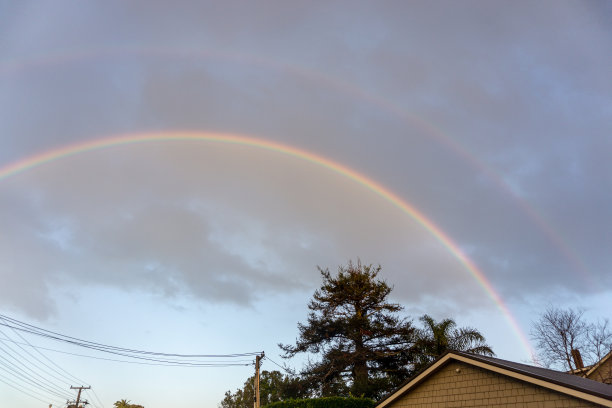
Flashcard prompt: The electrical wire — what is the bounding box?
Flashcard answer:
[0,356,71,400]
[0,344,73,399]
[0,330,75,393]
[0,336,252,367]
[0,372,66,406]
[86,388,106,408]
[263,355,296,375]
[0,320,84,384]
[0,315,260,367]
[0,317,105,408]
[0,331,80,407]
[0,312,259,407]
[0,317,98,407]
[0,314,261,358]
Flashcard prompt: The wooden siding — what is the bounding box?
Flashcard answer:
[388,361,606,408]
[587,356,612,385]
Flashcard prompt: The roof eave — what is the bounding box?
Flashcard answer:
[376,352,612,408]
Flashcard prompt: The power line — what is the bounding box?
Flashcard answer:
[0,318,103,408]
[0,346,73,399]
[0,314,260,358]
[69,385,90,408]
[0,312,259,407]
[0,336,252,366]
[0,358,71,401]
[263,355,295,375]
[0,317,86,384]
[86,388,106,408]
[0,326,251,365]
[0,314,260,367]
[2,318,105,408]
[0,329,75,391]
[0,317,97,407]
[0,372,65,406]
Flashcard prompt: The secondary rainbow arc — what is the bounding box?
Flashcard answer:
[0,131,537,359]
[0,47,593,286]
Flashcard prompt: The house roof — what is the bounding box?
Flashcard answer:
[377,351,612,408]
[568,365,593,375]
[586,350,612,378]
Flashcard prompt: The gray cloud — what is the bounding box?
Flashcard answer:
[0,1,610,320]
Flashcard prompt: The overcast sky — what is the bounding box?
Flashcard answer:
[0,2,611,407]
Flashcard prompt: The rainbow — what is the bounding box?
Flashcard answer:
[0,131,537,359]
[0,48,593,286]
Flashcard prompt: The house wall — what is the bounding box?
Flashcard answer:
[386,361,605,408]
[587,357,612,385]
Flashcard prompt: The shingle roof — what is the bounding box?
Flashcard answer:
[586,350,612,378]
[377,351,612,407]
[451,351,612,401]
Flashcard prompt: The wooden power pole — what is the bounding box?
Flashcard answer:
[254,352,264,408]
[70,385,90,408]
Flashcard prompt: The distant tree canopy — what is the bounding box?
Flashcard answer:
[220,370,308,408]
[113,399,144,408]
[264,396,375,408]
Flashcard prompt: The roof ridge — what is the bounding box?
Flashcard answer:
[451,351,612,400]
[376,351,612,408]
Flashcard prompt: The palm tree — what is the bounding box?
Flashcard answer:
[414,314,494,371]
[113,400,131,408]
[113,399,144,408]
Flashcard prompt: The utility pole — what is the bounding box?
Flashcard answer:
[70,385,90,408]
[254,352,264,408]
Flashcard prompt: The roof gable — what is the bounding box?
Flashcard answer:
[377,351,612,408]
[584,350,612,377]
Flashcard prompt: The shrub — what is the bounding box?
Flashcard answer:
[264,396,375,408]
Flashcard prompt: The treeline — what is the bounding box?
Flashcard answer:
[220,261,612,407]
[265,397,375,408]
[220,261,494,407]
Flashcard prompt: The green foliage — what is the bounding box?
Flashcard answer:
[264,396,375,408]
[221,261,496,407]
[279,261,416,399]
[220,370,309,408]
[413,314,494,372]
[113,400,144,408]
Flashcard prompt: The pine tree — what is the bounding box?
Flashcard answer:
[279,261,416,399]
